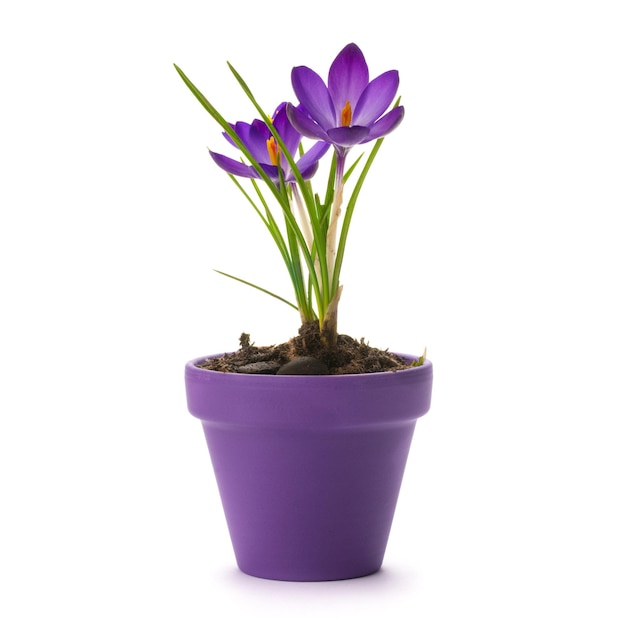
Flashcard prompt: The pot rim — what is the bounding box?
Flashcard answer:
[185,353,433,429]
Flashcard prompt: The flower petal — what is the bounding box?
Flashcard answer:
[209,151,258,178]
[286,103,331,142]
[328,43,369,116]
[250,118,268,137]
[361,106,404,142]
[291,65,336,130]
[256,162,280,181]
[295,141,331,174]
[272,104,301,156]
[234,121,268,163]
[352,70,400,126]
[297,161,320,180]
[222,124,238,148]
[327,125,371,148]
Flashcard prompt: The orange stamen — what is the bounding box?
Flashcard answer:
[341,101,352,126]
[266,136,279,166]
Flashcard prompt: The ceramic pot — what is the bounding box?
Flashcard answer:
[185,354,433,581]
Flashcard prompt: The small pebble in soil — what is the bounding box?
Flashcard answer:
[235,361,282,375]
[276,356,330,376]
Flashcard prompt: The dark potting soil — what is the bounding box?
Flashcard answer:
[194,322,417,375]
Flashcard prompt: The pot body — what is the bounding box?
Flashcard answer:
[185,354,433,581]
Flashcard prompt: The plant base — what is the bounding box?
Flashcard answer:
[195,323,413,375]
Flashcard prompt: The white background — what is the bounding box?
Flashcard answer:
[1,1,625,624]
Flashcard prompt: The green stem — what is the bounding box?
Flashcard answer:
[332,136,385,295]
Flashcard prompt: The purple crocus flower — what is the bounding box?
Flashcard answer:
[286,43,404,155]
[209,102,329,183]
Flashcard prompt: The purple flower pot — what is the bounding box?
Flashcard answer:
[185,354,433,581]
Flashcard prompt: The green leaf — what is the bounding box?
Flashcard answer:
[213,270,299,311]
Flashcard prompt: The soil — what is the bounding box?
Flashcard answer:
[194,322,417,375]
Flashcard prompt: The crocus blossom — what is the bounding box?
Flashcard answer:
[209,102,329,183]
[286,43,404,154]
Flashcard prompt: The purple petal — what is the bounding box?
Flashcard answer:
[295,141,331,173]
[223,124,238,148]
[256,162,280,181]
[286,103,331,142]
[327,125,371,148]
[352,70,400,126]
[297,161,320,180]
[361,106,404,142]
[328,43,369,116]
[209,151,258,178]
[272,104,301,155]
[234,121,268,163]
[291,65,336,130]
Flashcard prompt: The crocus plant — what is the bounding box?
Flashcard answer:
[174,43,404,349]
